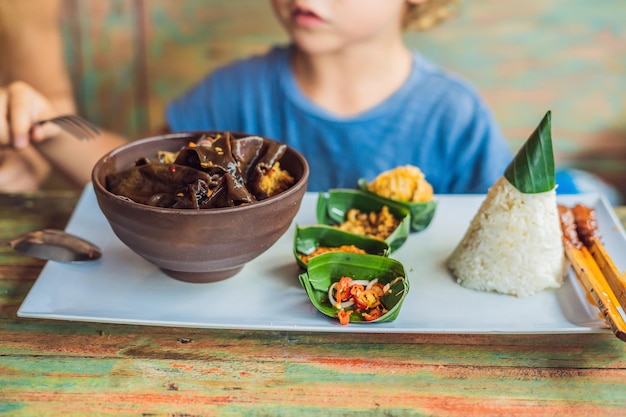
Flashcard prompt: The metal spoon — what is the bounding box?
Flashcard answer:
[10,229,102,263]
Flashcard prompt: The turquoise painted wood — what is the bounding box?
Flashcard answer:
[405,0,626,197]
[1,195,626,415]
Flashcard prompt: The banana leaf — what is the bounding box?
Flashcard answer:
[316,189,411,252]
[356,178,437,232]
[293,224,391,269]
[298,252,409,324]
[504,111,555,194]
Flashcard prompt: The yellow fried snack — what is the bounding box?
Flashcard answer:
[367,165,433,203]
[260,162,295,196]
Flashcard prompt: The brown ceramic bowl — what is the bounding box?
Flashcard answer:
[92,131,309,283]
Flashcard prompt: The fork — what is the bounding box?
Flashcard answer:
[32,115,102,141]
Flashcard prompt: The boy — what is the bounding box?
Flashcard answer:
[166,0,512,192]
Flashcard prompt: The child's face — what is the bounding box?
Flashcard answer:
[270,0,410,55]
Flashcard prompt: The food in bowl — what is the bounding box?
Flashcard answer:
[298,252,409,325]
[92,131,309,283]
[106,132,295,209]
[447,111,565,297]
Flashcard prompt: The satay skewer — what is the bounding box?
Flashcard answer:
[588,237,626,311]
[563,241,626,342]
[571,203,626,311]
[558,205,626,342]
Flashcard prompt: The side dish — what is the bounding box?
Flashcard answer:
[558,203,626,342]
[293,225,391,269]
[106,132,295,209]
[328,275,405,325]
[365,165,433,203]
[299,245,366,265]
[334,205,400,240]
[560,204,626,310]
[357,165,437,232]
[299,252,409,325]
[316,189,411,252]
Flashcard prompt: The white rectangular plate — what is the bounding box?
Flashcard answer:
[18,187,626,334]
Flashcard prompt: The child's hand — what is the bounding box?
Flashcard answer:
[0,81,63,150]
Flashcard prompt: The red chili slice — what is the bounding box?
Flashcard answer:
[337,308,352,325]
[335,276,353,302]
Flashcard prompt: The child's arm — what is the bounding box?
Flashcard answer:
[3,0,76,115]
[0,0,120,190]
[35,124,128,188]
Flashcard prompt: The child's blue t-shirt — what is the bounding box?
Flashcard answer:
[166,45,513,193]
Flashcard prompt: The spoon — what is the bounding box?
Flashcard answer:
[10,229,102,263]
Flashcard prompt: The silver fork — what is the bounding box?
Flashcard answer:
[32,115,102,141]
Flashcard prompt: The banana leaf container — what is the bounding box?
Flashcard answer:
[298,252,409,325]
[316,189,411,252]
[356,178,437,232]
[293,224,391,270]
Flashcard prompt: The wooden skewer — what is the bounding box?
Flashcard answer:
[563,240,626,342]
[588,236,626,311]
[568,203,626,313]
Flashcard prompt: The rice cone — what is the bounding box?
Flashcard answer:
[447,111,565,296]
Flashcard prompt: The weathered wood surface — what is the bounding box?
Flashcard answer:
[58,0,626,198]
[1,192,626,416]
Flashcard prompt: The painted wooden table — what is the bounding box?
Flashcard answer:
[1,191,626,417]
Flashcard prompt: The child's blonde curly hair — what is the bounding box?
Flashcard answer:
[403,0,461,31]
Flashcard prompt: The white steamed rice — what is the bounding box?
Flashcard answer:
[447,176,566,297]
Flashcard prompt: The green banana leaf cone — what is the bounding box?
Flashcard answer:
[504,110,556,194]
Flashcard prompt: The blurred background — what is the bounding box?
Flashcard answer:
[59,0,626,199]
